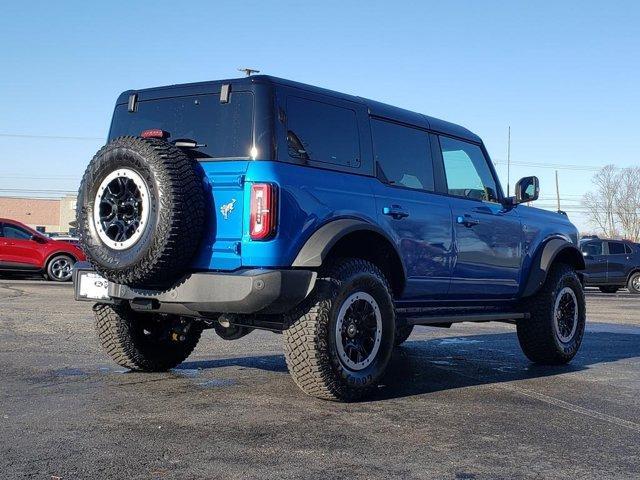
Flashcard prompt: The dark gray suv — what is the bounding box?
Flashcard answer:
[580,238,640,293]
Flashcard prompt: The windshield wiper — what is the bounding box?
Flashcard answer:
[172,138,206,149]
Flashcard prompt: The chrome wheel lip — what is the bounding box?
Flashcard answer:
[93,168,150,251]
[553,286,578,343]
[50,257,72,280]
[335,291,383,371]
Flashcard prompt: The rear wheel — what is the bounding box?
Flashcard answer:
[46,254,74,282]
[283,258,395,401]
[517,263,585,365]
[94,303,203,371]
[599,286,619,294]
[628,272,640,294]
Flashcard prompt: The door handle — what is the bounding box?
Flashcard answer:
[383,205,409,220]
[456,215,480,228]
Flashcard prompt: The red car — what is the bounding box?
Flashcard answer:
[0,218,86,282]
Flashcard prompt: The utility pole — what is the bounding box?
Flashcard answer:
[507,126,511,197]
[555,170,561,211]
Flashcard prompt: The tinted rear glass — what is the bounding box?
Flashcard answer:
[371,119,434,191]
[286,96,360,168]
[608,242,625,255]
[109,92,254,159]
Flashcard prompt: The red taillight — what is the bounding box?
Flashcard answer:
[250,183,277,240]
[140,128,166,139]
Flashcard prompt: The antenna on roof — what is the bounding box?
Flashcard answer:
[238,67,260,77]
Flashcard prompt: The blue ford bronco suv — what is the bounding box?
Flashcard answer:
[74,75,586,401]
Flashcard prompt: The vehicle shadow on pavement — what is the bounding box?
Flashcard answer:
[179,355,288,374]
[371,330,640,401]
[176,329,639,401]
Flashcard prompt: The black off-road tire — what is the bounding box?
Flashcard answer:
[516,263,585,365]
[628,272,640,294]
[599,286,619,294]
[94,303,203,371]
[394,324,414,346]
[77,136,206,287]
[283,258,396,401]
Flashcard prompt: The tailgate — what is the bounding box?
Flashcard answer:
[192,161,250,271]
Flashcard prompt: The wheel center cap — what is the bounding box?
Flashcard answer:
[346,323,357,338]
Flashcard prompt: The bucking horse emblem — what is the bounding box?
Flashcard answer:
[220,199,237,220]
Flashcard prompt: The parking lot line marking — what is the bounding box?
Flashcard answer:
[499,383,640,433]
[415,355,640,433]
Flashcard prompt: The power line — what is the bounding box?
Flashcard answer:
[0,188,76,194]
[492,160,601,172]
[0,175,79,180]
[0,133,104,141]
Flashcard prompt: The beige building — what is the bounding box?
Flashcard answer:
[0,195,77,233]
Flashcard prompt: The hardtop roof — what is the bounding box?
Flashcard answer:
[116,75,481,143]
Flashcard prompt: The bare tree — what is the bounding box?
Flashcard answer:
[585,165,640,241]
[613,167,640,242]
[584,165,619,238]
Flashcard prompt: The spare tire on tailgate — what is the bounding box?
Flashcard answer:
[77,136,206,288]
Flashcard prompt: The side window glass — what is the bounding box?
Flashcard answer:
[608,242,625,255]
[3,225,31,240]
[625,244,633,254]
[286,97,360,168]
[581,242,603,256]
[371,119,434,191]
[440,136,499,202]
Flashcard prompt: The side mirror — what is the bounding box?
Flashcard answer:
[31,235,47,243]
[514,176,539,204]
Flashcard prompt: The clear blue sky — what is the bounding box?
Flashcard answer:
[1,0,639,231]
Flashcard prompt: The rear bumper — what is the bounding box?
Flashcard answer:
[73,262,317,316]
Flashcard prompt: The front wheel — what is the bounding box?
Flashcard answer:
[46,254,75,282]
[517,264,585,365]
[94,303,203,371]
[283,258,395,401]
[628,272,640,294]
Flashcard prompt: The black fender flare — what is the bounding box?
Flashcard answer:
[291,218,406,273]
[521,238,585,298]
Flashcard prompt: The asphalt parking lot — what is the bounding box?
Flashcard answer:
[1,279,639,479]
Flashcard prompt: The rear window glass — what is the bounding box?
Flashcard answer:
[109,92,254,160]
[286,96,360,168]
[608,242,626,255]
[371,119,434,191]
